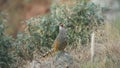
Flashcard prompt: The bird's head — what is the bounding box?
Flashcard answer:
[59,23,64,30]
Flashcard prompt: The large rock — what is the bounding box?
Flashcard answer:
[92,0,120,22]
[92,0,119,9]
[30,51,74,68]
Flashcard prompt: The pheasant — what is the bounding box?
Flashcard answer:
[40,23,67,58]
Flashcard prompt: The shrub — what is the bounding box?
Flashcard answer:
[0,13,16,68]
[25,0,103,48]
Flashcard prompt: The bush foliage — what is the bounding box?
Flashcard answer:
[26,0,103,47]
[0,15,16,68]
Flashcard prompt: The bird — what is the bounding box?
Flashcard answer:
[40,23,67,58]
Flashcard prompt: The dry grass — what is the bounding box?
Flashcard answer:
[61,22,120,68]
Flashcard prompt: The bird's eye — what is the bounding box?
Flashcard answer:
[59,23,64,27]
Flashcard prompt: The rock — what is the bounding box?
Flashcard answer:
[30,51,74,68]
[53,51,73,68]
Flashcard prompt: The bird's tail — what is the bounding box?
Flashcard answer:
[40,48,54,58]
